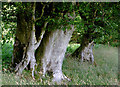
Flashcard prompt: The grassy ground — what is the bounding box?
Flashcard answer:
[63,44,118,85]
[1,43,118,85]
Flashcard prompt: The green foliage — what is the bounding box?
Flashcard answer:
[2,43,13,71]
[2,2,17,45]
[1,21,16,45]
[2,2,17,22]
[66,44,80,54]
[2,2,119,46]
[72,2,119,47]
[1,2,119,85]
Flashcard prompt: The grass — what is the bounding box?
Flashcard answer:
[2,43,13,70]
[63,44,118,85]
[1,43,118,85]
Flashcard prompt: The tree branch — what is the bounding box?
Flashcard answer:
[31,2,36,22]
[34,21,48,49]
[35,4,46,22]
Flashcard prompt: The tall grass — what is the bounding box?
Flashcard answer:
[2,43,13,71]
[2,43,118,85]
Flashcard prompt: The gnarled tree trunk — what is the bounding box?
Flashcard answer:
[36,25,74,83]
[72,34,89,58]
[12,8,31,69]
[12,2,75,83]
[72,35,94,64]
[12,3,47,79]
[81,41,94,63]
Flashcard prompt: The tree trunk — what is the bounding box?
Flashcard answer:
[12,2,75,82]
[36,25,74,83]
[12,9,31,68]
[72,34,89,58]
[72,34,94,63]
[81,41,94,63]
[12,37,25,68]
[12,3,47,79]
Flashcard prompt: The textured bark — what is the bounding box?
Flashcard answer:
[72,36,94,63]
[36,25,74,83]
[12,37,25,68]
[15,21,47,79]
[12,8,31,68]
[81,41,94,63]
[72,35,89,58]
[13,2,75,82]
[13,3,48,79]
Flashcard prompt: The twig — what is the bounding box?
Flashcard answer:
[35,5,46,22]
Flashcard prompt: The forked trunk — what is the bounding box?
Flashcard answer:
[14,21,47,79]
[13,2,75,83]
[12,3,47,79]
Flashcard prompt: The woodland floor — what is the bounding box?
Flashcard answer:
[1,43,118,85]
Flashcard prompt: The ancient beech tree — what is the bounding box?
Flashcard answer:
[12,2,75,82]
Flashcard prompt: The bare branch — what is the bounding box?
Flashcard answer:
[35,5,46,22]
